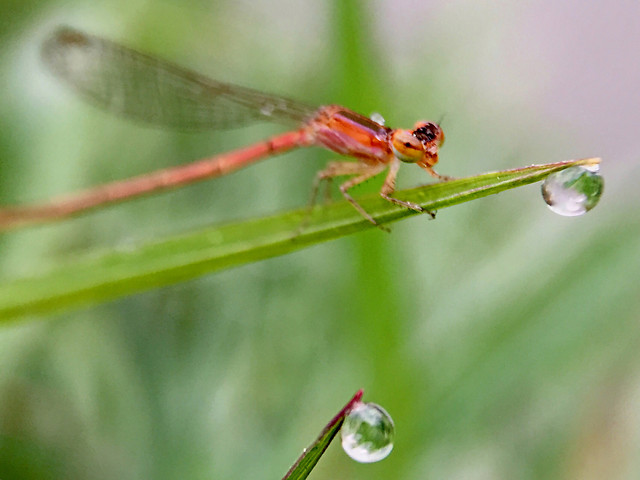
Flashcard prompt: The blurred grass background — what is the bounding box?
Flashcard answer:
[1,0,639,479]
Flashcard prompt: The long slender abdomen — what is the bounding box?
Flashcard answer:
[0,129,310,231]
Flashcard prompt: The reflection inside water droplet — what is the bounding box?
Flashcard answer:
[541,165,604,216]
[341,402,394,463]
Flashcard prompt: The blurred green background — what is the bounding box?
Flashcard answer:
[1,0,639,479]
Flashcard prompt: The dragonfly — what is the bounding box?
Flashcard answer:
[0,26,449,232]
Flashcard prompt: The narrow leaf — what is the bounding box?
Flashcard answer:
[0,158,600,322]
[282,390,363,480]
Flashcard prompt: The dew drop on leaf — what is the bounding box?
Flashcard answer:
[341,402,394,463]
[541,165,604,216]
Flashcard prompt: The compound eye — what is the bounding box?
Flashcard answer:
[413,122,445,146]
[391,130,424,163]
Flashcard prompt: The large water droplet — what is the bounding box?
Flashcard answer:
[541,165,604,216]
[341,402,394,463]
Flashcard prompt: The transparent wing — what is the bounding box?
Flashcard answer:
[41,26,318,130]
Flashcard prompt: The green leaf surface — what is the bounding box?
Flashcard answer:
[0,157,600,322]
[282,390,363,480]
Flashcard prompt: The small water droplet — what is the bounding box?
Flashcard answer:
[341,402,394,463]
[260,103,275,116]
[541,165,604,216]
[370,112,385,125]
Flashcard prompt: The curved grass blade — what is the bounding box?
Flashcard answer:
[282,390,363,480]
[0,157,600,322]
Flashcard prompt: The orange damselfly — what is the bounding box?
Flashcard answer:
[0,26,448,232]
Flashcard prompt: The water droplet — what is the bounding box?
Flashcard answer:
[541,165,604,216]
[370,112,386,125]
[260,103,275,116]
[341,402,394,463]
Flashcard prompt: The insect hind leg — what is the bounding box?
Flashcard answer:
[304,161,387,230]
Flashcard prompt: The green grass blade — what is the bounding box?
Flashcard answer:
[282,390,363,480]
[0,157,600,322]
